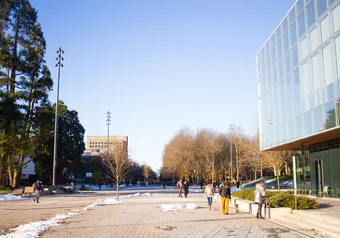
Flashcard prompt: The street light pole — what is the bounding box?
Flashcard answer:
[229,124,233,181]
[52,47,64,185]
[52,47,64,186]
[105,111,111,185]
[106,111,111,150]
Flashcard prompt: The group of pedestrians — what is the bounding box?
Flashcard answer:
[203,181,231,214]
[202,181,266,218]
[176,179,190,198]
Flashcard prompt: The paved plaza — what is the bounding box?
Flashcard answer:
[0,189,331,238]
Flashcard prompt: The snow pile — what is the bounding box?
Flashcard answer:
[1,211,78,238]
[0,194,27,201]
[160,203,199,212]
[186,203,199,209]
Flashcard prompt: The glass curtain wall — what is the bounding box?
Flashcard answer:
[257,0,340,150]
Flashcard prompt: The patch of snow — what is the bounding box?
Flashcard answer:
[0,194,27,201]
[160,203,199,212]
[0,192,157,238]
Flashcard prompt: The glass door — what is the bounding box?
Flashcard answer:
[315,160,324,196]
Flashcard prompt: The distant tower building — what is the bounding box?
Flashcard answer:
[84,136,128,157]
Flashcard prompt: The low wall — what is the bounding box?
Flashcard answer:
[231,196,292,219]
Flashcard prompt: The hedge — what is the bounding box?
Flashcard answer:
[232,189,318,210]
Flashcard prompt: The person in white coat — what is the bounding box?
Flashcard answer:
[254,183,266,219]
[204,182,214,210]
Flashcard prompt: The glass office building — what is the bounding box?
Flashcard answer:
[257,0,340,198]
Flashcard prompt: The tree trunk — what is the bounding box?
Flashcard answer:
[273,164,277,176]
[7,165,13,188]
[285,161,288,175]
[0,173,6,189]
[12,171,18,188]
[116,175,120,200]
[8,166,20,188]
[10,7,20,96]
[116,182,119,200]
[260,156,263,178]
[236,154,238,181]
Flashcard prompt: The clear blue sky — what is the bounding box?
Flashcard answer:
[30,0,296,172]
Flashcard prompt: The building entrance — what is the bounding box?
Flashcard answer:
[315,160,324,196]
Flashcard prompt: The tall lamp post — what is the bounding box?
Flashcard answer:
[105,111,111,184]
[52,47,64,186]
[229,124,233,181]
[106,111,111,150]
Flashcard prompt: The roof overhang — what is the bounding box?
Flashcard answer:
[262,127,340,151]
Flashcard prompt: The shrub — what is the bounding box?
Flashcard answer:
[232,189,318,210]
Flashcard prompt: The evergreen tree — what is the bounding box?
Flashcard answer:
[54,101,85,184]
[0,0,52,188]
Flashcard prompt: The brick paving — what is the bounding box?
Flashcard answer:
[0,190,330,238]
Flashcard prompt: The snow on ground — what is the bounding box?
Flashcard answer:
[0,194,28,201]
[0,192,158,238]
[0,180,293,237]
[160,203,199,212]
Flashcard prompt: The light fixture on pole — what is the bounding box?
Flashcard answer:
[52,47,64,186]
[229,124,233,181]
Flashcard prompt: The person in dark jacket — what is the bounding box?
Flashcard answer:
[32,180,43,203]
[183,180,189,198]
[219,182,231,215]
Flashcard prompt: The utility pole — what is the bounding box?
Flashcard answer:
[52,47,64,186]
[229,124,233,181]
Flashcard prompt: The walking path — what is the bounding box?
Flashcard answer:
[0,189,335,238]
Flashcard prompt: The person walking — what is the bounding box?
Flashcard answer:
[219,182,231,215]
[254,182,266,219]
[32,180,43,203]
[176,180,183,197]
[71,181,75,193]
[204,182,214,210]
[183,180,189,198]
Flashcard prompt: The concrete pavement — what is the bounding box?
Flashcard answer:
[0,189,333,238]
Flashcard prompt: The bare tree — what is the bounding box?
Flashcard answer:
[161,127,194,180]
[102,149,130,199]
[143,164,151,182]
[246,131,266,180]
[232,125,247,182]
[160,126,292,186]
[192,129,210,181]
[265,151,286,191]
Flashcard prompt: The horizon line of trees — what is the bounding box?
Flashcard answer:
[160,126,292,187]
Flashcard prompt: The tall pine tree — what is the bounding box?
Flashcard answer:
[0,0,52,188]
